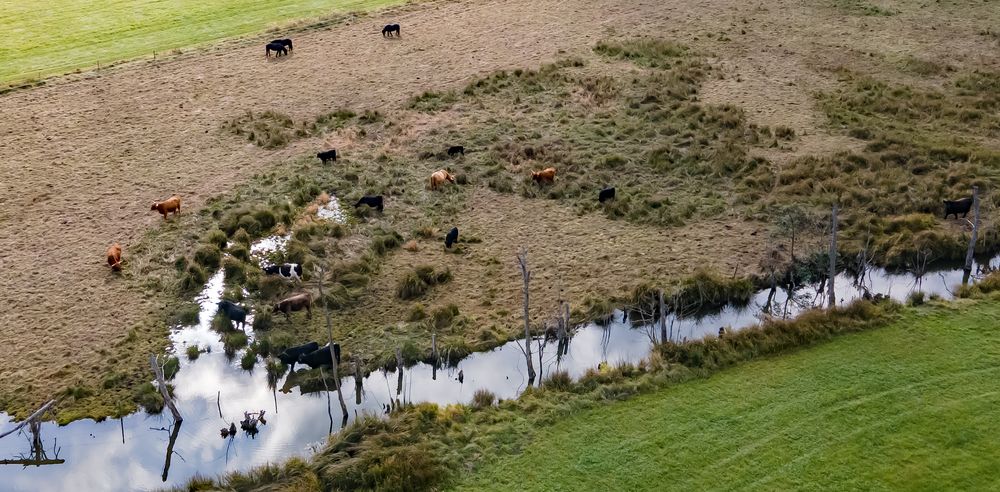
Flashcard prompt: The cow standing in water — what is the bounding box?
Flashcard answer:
[217,300,247,330]
[298,343,342,368]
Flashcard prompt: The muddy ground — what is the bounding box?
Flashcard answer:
[1,0,997,418]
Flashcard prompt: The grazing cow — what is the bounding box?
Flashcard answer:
[298,343,342,368]
[445,227,459,248]
[274,293,312,321]
[265,42,288,57]
[598,187,616,203]
[151,195,181,219]
[277,341,320,368]
[531,167,557,184]
[354,195,384,213]
[106,243,122,272]
[429,169,456,190]
[447,145,465,156]
[317,149,337,163]
[217,300,247,330]
[944,197,973,219]
[269,38,293,51]
[382,24,401,37]
[263,263,302,281]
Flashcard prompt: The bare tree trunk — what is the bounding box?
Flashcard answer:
[0,400,56,440]
[828,203,838,308]
[516,248,536,384]
[160,420,182,482]
[963,186,981,284]
[316,264,348,422]
[150,356,182,423]
[658,289,668,344]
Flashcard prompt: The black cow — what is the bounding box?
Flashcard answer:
[598,187,616,203]
[265,42,288,57]
[447,145,465,156]
[269,38,293,51]
[317,149,337,163]
[263,263,302,281]
[382,24,400,37]
[298,343,342,368]
[217,300,247,330]
[944,197,973,219]
[277,341,319,368]
[354,195,384,213]
[445,227,459,248]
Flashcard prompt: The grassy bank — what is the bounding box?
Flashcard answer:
[459,299,1000,490]
[0,0,407,86]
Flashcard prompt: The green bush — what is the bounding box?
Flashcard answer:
[204,229,228,249]
[397,265,452,300]
[193,244,222,270]
[471,389,497,409]
[186,345,201,361]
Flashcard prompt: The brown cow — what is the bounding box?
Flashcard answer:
[151,195,181,219]
[531,167,557,184]
[274,293,312,321]
[428,169,456,190]
[106,243,122,272]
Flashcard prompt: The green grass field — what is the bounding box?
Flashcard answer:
[458,301,1000,490]
[0,0,404,85]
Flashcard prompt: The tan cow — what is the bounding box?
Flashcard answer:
[106,243,122,271]
[151,195,181,219]
[428,169,456,190]
[531,167,557,184]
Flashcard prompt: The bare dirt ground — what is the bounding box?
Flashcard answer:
[1,0,997,417]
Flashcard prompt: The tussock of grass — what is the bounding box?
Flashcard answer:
[397,265,452,300]
[222,110,310,149]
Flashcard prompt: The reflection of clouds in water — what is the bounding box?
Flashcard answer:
[3,254,997,490]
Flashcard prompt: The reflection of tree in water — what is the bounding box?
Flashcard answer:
[0,421,64,467]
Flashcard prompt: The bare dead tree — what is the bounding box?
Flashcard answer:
[150,355,182,423]
[0,400,56,441]
[963,185,981,284]
[516,247,536,384]
[316,264,348,425]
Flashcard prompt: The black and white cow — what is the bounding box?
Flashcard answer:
[263,263,302,281]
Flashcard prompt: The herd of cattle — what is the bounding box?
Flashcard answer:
[99,31,980,375]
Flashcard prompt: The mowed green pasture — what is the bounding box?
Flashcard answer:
[458,301,1000,491]
[0,0,404,84]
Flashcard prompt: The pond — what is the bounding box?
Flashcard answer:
[1,200,996,490]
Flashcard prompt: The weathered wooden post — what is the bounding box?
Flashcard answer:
[963,186,981,284]
[395,348,404,397]
[828,203,838,308]
[431,332,439,381]
[516,248,536,385]
[658,289,668,344]
[161,420,182,482]
[354,357,363,405]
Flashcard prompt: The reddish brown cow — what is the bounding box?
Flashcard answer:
[106,243,122,271]
[531,167,557,184]
[151,195,181,219]
[428,169,456,190]
[274,293,312,321]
